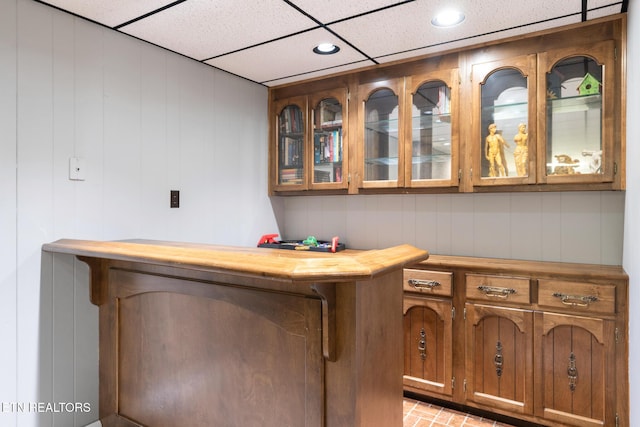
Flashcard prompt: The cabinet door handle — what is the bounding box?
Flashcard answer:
[418,328,427,360]
[494,341,503,377]
[477,285,516,298]
[567,352,578,391]
[552,292,599,307]
[409,279,441,291]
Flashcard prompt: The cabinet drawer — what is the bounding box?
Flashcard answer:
[538,279,615,314]
[403,269,452,297]
[466,273,530,304]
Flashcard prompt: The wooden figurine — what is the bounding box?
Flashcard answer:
[485,123,509,177]
[513,123,528,177]
[552,154,580,175]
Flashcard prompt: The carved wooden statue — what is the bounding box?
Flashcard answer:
[513,123,528,177]
[485,123,509,177]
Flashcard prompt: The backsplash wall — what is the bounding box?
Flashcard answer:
[281,191,625,265]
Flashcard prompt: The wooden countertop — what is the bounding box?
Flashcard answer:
[413,254,627,280]
[42,239,429,282]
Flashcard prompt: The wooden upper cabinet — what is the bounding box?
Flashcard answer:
[268,16,625,195]
[405,69,460,188]
[537,41,616,185]
[470,54,537,188]
[357,78,406,189]
[271,89,349,193]
[309,89,349,190]
[272,96,308,192]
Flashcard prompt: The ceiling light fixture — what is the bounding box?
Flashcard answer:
[431,9,465,27]
[313,43,340,55]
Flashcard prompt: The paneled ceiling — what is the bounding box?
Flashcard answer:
[37,0,627,87]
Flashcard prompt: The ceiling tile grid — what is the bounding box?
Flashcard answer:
[37,0,626,86]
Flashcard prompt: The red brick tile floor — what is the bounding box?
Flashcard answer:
[403,397,520,427]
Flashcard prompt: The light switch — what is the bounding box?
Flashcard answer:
[69,157,86,181]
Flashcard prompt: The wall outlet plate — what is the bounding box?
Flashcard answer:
[69,157,86,181]
[170,190,180,208]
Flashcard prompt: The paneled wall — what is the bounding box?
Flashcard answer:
[0,1,277,426]
[624,2,639,426]
[282,191,625,265]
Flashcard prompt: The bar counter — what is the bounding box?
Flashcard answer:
[42,239,428,427]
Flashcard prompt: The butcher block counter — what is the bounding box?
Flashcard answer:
[42,239,428,427]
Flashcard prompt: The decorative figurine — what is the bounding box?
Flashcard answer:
[552,154,581,175]
[513,123,528,177]
[578,72,601,95]
[581,150,603,173]
[485,123,509,177]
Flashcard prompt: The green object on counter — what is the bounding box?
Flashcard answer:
[303,236,318,246]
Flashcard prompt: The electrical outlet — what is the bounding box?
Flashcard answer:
[170,190,180,208]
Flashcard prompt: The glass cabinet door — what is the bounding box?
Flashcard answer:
[407,70,459,188]
[274,98,307,190]
[472,55,536,187]
[310,89,348,190]
[538,41,615,184]
[358,79,405,188]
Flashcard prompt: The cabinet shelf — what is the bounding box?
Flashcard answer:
[547,94,601,113]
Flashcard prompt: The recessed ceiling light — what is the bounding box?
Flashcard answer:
[431,9,465,27]
[313,43,340,55]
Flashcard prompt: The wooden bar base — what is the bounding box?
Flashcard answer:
[42,239,428,427]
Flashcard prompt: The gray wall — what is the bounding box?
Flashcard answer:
[0,0,635,426]
[0,0,278,425]
[624,2,639,426]
[282,191,624,265]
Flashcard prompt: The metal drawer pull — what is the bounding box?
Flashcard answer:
[477,285,516,298]
[408,279,441,290]
[552,292,598,307]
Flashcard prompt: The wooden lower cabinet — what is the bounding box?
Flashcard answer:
[403,256,628,427]
[403,296,453,397]
[465,304,534,416]
[535,311,616,427]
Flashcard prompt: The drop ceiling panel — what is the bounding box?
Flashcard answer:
[377,15,581,64]
[119,0,319,61]
[37,0,626,87]
[328,0,584,60]
[286,0,408,24]
[42,0,178,27]
[206,27,371,85]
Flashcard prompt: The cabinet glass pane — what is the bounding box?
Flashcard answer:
[546,56,603,175]
[312,98,343,184]
[364,89,399,182]
[480,68,529,178]
[412,81,451,181]
[278,105,304,185]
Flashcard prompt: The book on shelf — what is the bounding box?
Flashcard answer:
[313,129,342,164]
[280,105,304,134]
[281,136,303,167]
[280,168,303,184]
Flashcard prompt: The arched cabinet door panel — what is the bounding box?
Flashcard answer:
[534,312,616,427]
[464,303,534,416]
[403,296,453,397]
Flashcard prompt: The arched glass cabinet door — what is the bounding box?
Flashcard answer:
[358,79,405,188]
[406,69,459,188]
[310,89,348,190]
[471,55,536,187]
[538,41,615,184]
[274,97,307,191]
